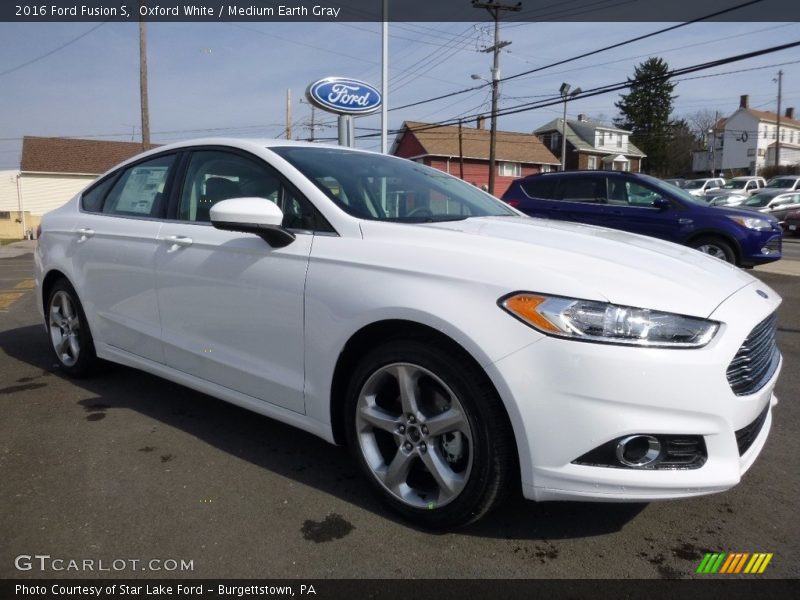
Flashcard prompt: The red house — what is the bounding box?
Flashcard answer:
[391,120,560,197]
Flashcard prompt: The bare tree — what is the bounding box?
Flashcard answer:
[687,109,721,144]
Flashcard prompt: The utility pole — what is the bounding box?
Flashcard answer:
[473,0,521,196]
[775,69,783,167]
[138,1,150,150]
[286,88,292,140]
[299,98,316,141]
[458,119,465,180]
[709,110,719,176]
[381,0,388,154]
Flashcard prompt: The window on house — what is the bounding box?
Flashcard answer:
[498,162,522,177]
[598,132,605,146]
[587,156,597,170]
[617,136,623,148]
[550,133,559,151]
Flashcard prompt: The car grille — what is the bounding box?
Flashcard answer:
[735,404,769,456]
[726,313,780,396]
[765,237,782,253]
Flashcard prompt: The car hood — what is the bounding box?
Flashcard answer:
[360,216,757,319]
[710,205,779,221]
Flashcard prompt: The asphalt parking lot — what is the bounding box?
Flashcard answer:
[1,243,798,580]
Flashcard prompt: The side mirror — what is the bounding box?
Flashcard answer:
[653,197,671,210]
[210,198,295,248]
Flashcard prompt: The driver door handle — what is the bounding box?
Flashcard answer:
[76,228,94,242]
[163,235,193,251]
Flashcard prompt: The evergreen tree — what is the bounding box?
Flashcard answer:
[614,57,677,176]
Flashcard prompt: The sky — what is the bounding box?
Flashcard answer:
[0,17,799,169]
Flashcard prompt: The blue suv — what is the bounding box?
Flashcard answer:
[502,171,783,267]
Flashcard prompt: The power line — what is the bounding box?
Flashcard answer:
[389,0,766,112]
[353,39,800,140]
[0,22,107,78]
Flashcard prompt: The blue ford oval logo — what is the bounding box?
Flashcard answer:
[306,77,382,115]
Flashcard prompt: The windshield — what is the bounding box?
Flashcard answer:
[639,174,708,206]
[683,180,706,190]
[270,146,517,222]
[722,181,746,189]
[766,177,796,188]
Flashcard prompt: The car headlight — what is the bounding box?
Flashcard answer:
[500,293,719,348]
[727,215,773,230]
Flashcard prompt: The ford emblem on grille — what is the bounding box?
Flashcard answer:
[306,77,382,115]
[756,289,769,299]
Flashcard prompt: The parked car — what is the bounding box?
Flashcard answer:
[663,178,686,188]
[784,209,800,235]
[740,190,800,223]
[763,175,800,192]
[683,177,725,198]
[704,176,766,202]
[35,140,783,529]
[502,170,782,267]
[708,194,749,207]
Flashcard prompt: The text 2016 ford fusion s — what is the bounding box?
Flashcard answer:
[34,139,782,528]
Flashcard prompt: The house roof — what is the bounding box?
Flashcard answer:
[766,140,800,150]
[744,108,800,128]
[20,136,155,175]
[534,118,646,158]
[393,121,561,165]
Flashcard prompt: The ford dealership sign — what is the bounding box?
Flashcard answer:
[306,77,382,115]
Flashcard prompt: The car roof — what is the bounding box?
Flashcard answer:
[519,170,645,179]
[731,176,763,180]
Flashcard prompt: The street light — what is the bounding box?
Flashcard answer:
[559,82,581,171]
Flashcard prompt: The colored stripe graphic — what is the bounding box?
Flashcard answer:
[698,552,773,574]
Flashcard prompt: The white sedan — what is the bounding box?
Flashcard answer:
[34,139,782,528]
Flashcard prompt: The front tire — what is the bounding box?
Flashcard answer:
[344,339,514,529]
[46,279,99,377]
[690,236,736,264]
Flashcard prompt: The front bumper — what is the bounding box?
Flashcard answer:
[739,231,782,266]
[486,280,782,502]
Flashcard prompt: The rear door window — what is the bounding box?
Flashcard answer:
[102,154,175,217]
[555,177,606,203]
[520,177,557,199]
[81,176,116,213]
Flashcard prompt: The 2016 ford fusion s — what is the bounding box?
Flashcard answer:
[34,139,782,529]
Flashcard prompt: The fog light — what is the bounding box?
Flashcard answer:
[615,435,661,467]
[573,434,706,469]
[761,247,771,254]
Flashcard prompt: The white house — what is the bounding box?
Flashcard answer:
[693,95,800,175]
[0,136,151,239]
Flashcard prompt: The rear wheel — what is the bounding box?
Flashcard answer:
[344,339,514,529]
[46,279,99,377]
[690,236,736,265]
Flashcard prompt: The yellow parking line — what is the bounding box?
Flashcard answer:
[0,291,25,311]
[14,279,34,289]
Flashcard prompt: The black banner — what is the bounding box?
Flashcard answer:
[2,579,798,600]
[2,0,800,23]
